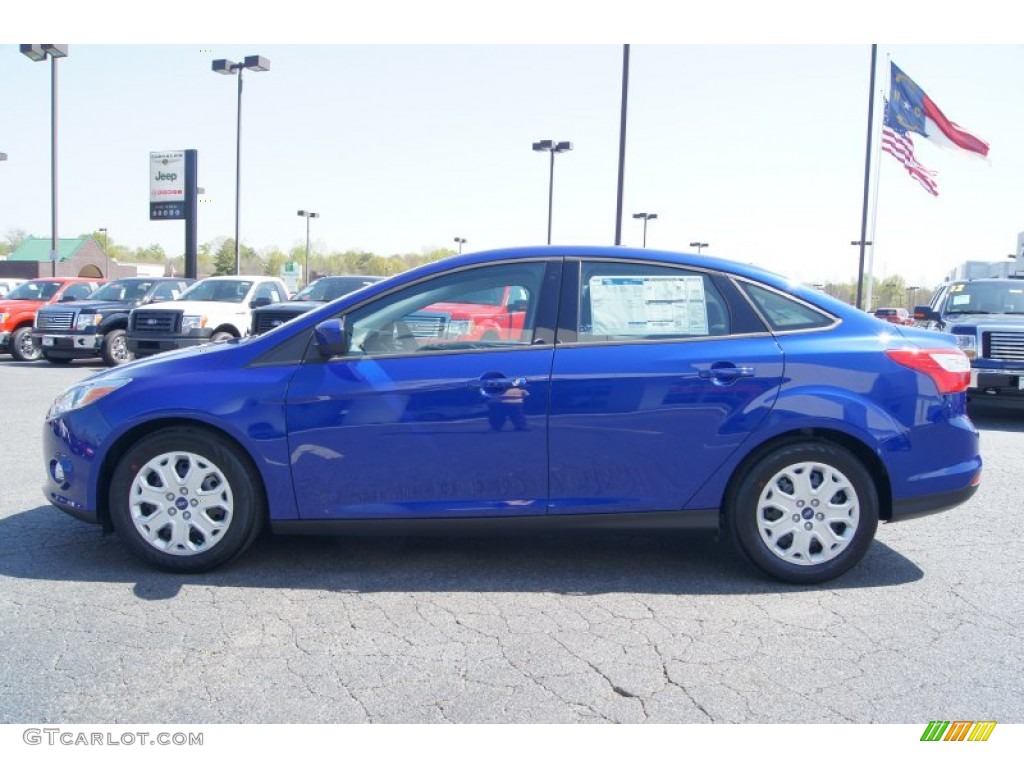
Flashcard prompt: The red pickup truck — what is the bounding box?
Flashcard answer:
[0,277,105,361]
[404,284,530,342]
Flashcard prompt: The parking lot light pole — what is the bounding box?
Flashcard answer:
[454,237,466,254]
[99,227,109,276]
[21,44,68,277]
[532,139,573,245]
[213,55,270,275]
[632,212,657,247]
[689,241,708,254]
[297,210,319,287]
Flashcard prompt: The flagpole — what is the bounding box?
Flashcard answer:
[865,78,887,312]
[854,44,878,310]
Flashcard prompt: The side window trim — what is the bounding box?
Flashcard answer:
[313,258,561,362]
[557,257,740,345]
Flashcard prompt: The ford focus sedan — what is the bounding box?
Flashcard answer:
[42,246,981,583]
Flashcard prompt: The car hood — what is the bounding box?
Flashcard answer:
[0,299,47,313]
[134,300,246,314]
[943,311,1024,324]
[255,300,325,313]
[38,300,137,314]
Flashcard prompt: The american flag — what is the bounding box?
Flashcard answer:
[882,127,939,196]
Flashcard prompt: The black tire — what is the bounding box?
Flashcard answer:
[10,326,42,362]
[727,442,879,584]
[101,329,134,366]
[210,330,235,344]
[43,352,73,364]
[109,426,265,573]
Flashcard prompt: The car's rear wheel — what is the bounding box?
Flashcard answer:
[109,427,265,572]
[727,442,878,584]
[101,329,133,366]
[10,327,43,362]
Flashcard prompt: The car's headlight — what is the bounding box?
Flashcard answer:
[182,314,207,332]
[953,334,977,360]
[75,313,102,331]
[48,377,132,420]
[445,319,474,338]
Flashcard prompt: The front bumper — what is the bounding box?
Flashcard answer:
[968,366,1024,399]
[127,331,211,357]
[42,406,112,527]
[32,331,104,357]
[0,330,10,352]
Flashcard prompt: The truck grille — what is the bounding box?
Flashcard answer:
[131,310,180,333]
[984,330,1024,362]
[253,308,306,335]
[404,313,447,338]
[36,311,75,331]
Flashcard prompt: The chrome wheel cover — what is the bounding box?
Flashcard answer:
[127,451,234,556]
[110,334,131,363]
[755,460,860,566]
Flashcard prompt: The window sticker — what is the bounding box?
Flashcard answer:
[588,275,708,335]
[951,294,972,306]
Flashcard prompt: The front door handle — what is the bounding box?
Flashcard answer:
[468,375,527,394]
[698,364,754,385]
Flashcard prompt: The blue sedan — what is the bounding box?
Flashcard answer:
[42,246,981,583]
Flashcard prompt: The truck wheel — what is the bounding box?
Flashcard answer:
[101,329,134,366]
[109,426,265,573]
[10,327,43,362]
[210,331,235,344]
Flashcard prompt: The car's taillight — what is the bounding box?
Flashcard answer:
[886,348,971,394]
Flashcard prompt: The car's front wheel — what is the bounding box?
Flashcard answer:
[727,442,879,584]
[109,427,265,572]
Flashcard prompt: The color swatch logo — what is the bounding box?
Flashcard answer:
[921,721,997,741]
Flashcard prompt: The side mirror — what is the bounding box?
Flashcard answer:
[314,316,350,359]
[507,299,529,313]
[250,296,272,308]
[913,305,938,322]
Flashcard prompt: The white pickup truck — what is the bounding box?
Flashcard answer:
[126,275,289,358]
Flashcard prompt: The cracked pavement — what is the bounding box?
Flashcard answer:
[2,362,1021,723]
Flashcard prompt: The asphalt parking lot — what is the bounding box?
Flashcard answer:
[1,359,1022,724]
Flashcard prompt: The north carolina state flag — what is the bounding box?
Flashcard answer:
[886,62,989,159]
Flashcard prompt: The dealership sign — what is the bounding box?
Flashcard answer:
[150,151,186,220]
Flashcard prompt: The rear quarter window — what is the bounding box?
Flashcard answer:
[740,282,835,331]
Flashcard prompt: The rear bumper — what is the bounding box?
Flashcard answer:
[889,482,980,522]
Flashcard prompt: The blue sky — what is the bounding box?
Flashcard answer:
[3,4,1022,289]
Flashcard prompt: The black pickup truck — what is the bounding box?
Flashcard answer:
[915,277,1024,405]
[33,277,193,366]
[250,275,383,335]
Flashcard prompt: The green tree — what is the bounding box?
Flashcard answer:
[2,228,30,256]
[212,239,237,276]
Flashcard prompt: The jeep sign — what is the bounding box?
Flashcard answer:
[150,151,186,220]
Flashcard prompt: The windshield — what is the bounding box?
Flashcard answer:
[294,277,379,302]
[179,279,252,303]
[88,280,153,302]
[944,282,1024,314]
[5,280,61,301]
